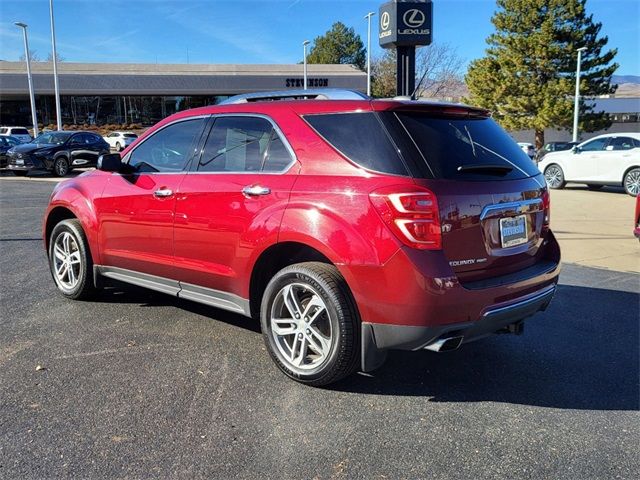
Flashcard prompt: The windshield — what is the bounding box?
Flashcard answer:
[34,132,73,145]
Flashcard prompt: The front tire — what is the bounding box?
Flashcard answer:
[48,219,96,300]
[260,262,360,386]
[623,168,640,197]
[53,157,70,177]
[544,164,566,189]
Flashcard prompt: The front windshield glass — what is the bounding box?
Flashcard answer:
[34,132,73,145]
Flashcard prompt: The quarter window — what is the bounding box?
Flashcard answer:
[128,118,204,173]
[198,116,292,173]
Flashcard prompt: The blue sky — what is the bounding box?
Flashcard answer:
[0,0,638,75]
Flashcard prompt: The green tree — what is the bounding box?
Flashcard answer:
[465,0,618,148]
[307,22,366,70]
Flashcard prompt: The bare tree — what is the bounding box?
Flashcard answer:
[19,50,41,62]
[45,52,65,62]
[18,51,65,62]
[371,43,466,99]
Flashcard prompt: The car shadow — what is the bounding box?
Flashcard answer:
[332,284,639,411]
[94,281,638,411]
[94,282,261,333]
[563,185,626,195]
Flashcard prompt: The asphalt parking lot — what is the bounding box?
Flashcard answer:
[0,178,638,479]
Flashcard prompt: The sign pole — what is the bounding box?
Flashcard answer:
[378,0,432,98]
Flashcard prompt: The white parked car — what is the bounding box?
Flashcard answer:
[517,142,536,160]
[0,126,32,143]
[103,131,138,151]
[538,133,640,196]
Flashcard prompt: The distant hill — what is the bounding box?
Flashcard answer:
[612,75,640,85]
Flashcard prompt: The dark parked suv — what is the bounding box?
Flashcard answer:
[8,130,110,176]
[43,89,560,386]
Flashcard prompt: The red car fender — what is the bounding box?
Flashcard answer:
[43,175,108,265]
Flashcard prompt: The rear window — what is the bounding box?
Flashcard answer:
[123,133,137,138]
[304,113,408,176]
[389,112,540,180]
[12,128,29,135]
[0,128,8,134]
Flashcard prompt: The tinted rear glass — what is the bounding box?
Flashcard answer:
[123,133,137,138]
[304,112,408,176]
[12,128,29,135]
[390,113,540,180]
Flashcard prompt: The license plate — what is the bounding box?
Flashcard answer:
[15,159,24,165]
[500,214,528,248]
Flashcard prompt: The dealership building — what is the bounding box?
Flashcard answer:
[0,61,367,127]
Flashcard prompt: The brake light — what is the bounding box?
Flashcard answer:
[370,186,442,250]
[542,189,551,230]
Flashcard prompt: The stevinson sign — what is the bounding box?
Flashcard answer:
[379,0,433,48]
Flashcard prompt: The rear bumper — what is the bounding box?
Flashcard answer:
[361,284,557,371]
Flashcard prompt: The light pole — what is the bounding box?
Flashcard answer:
[303,40,310,90]
[572,47,587,143]
[49,0,62,130]
[14,22,39,138]
[365,12,376,96]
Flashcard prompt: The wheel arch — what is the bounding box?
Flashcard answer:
[622,165,640,182]
[248,241,335,320]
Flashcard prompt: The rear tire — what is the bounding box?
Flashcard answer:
[115,142,122,152]
[53,157,70,177]
[544,164,566,189]
[260,262,360,387]
[623,168,640,197]
[587,184,603,191]
[48,219,97,300]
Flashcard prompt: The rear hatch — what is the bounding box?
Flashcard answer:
[380,108,550,282]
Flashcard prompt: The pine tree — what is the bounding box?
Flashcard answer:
[465,0,618,148]
[306,22,366,71]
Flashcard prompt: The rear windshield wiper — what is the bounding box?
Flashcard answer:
[457,164,513,174]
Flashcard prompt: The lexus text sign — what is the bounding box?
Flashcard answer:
[379,0,433,48]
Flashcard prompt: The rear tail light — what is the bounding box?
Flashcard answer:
[542,189,551,230]
[370,186,442,250]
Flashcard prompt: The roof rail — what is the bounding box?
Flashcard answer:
[219,88,369,105]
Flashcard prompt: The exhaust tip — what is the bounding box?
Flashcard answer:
[424,335,464,352]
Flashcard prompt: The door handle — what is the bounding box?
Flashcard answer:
[154,188,173,198]
[242,185,271,197]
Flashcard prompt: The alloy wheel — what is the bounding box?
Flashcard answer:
[624,169,640,196]
[269,283,333,372]
[55,158,69,176]
[544,165,563,188]
[52,231,82,290]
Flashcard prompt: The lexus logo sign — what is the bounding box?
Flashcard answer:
[403,9,425,28]
[380,11,390,30]
[378,0,432,48]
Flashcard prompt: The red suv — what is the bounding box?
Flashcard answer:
[43,89,560,386]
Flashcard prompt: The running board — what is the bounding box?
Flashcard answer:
[95,266,251,317]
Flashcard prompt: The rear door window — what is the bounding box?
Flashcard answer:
[608,137,636,150]
[198,116,292,173]
[387,112,540,180]
[304,112,409,176]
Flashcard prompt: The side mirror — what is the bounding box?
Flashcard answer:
[97,153,123,172]
[572,146,580,154]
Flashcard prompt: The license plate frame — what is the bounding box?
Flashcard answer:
[499,214,528,248]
